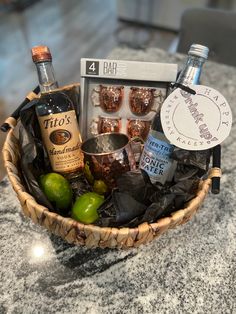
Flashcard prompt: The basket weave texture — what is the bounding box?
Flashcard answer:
[2,82,221,249]
[3,125,221,249]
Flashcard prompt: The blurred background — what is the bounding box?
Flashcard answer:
[0,0,236,180]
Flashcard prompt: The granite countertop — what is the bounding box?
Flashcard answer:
[1,48,236,314]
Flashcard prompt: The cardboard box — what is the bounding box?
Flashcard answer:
[80,58,178,140]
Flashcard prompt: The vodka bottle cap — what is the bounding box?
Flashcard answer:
[31,46,52,63]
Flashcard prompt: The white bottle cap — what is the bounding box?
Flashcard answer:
[189,44,209,60]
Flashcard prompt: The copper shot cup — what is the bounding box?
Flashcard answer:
[89,116,121,135]
[127,119,151,141]
[91,85,124,113]
[129,87,164,116]
[98,116,121,134]
[81,133,136,188]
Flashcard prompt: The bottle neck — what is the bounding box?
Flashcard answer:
[35,61,59,93]
[176,55,206,86]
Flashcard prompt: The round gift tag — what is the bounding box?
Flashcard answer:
[160,85,232,150]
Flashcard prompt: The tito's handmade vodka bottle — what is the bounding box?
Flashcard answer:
[139,44,209,184]
[31,46,83,178]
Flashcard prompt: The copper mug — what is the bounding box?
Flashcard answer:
[127,119,151,141]
[81,133,136,188]
[129,87,164,116]
[91,85,124,113]
[90,116,121,135]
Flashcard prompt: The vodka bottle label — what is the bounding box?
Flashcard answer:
[38,110,83,173]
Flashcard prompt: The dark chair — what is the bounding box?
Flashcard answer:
[177,8,236,67]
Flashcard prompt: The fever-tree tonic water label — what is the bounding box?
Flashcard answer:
[139,133,174,184]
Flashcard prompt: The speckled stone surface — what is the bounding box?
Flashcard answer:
[1,48,236,314]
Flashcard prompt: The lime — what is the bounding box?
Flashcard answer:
[93,179,108,195]
[39,173,73,210]
[71,192,104,224]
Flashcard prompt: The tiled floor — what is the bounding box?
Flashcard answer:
[0,0,177,180]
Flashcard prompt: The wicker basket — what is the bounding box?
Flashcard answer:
[2,89,221,249]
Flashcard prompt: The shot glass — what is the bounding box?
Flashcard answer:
[129,87,164,116]
[89,116,121,135]
[91,85,124,113]
[127,119,151,141]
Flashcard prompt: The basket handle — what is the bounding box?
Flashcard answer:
[0,86,40,132]
[206,146,221,194]
[211,145,221,194]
